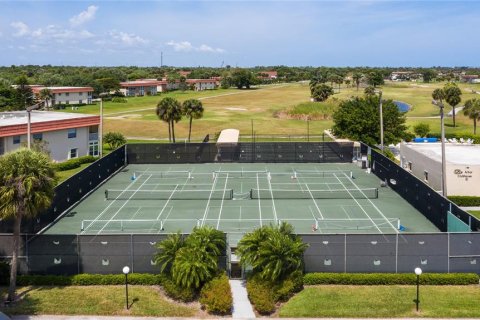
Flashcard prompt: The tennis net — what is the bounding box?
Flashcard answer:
[105,188,233,200]
[293,170,353,179]
[250,187,378,199]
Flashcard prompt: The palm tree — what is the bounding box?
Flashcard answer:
[182,99,204,142]
[352,73,363,91]
[154,232,185,274]
[39,88,53,110]
[156,97,182,143]
[255,231,308,282]
[443,83,462,127]
[463,98,480,134]
[172,246,217,289]
[0,149,56,302]
[237,223,308,282]
[187,226,225,256]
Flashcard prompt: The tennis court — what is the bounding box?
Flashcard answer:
[46,162,439,238]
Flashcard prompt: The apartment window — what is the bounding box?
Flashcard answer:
[79,92,83,96]
[79,100,83,104]
[68,128,77,139]
[89,141,99,157]
[424,170,429,182]
[66,92,70,96]
[13,135,21,144]
[66,100,69,104]
[69,148,78,159]
[58,93,62,96]
[33,133,43,141]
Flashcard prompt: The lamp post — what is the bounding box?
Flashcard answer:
[414,267,422,312]
[378,90,384,152]
[99,98,103,157]
[432,99,447,196]
[26,102,44,149]
[122,266,130,309]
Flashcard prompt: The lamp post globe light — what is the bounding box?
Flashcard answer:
[414,267,422,312]
[123,266,130,309]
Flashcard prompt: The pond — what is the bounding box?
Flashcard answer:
[393,100,411,112]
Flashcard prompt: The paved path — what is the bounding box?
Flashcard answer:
[461,206,480,211]
[229,279,255,319]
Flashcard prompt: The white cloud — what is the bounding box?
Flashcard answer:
[11,21,30,37]
[109,30,148,46]
[31,25,94,41]
[198,44,225,53]
[69,5,98,27]
[166,40,225,53]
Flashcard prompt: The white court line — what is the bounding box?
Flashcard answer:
[340,205,352,220]
[305,183,324,219]
[155,206,174,234]
[338,170,399,233]
[201,171,219,227]
[155,185,179,220]
[309,206,321,232]
[129,207,143,220]
[331,173,384,233]
[95,174,154,235]
[256,173,263,227]
[267,171,278,224]
[81,169,149,233]
[216,173,230,229]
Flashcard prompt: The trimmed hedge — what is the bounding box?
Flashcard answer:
[199,273,232,315]
[448,196,480,207]
[246,275,276,315]
[246,271,304,315]
[17,273,164,286]
[303,273,479,286]
[161,276,196,302]
[427,132,480,144]
[53,155,97,171]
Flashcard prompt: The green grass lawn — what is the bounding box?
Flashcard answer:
[279,285,480,318]
[468,211,480,219]
[54,82,479,140]
[56,162,93,184]
[0,286,197,317]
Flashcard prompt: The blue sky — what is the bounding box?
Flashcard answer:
[0,1,479,67]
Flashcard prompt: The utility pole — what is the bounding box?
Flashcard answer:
[378,90,384,152]
[160,52,163,67]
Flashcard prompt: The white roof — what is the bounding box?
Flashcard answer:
[0,111,95,126]
[216,129,240,144]
[402,142,480,165]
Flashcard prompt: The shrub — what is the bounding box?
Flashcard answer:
[53,155,96,171]
[161,275,196,302]
[103,132,127,149]
[448,196,480,207]
[111,97,127,103]
[413,123,430,137]
[427,132,480,144]
[16,273,164,286]
[303,273,479,286]
[199,273,232,315]
[246,276,276,315]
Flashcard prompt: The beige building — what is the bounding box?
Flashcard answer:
[0,111,100,162]
[400,143,480,196]
[32,86,93,105]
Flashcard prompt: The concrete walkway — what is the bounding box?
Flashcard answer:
[229,279,255,319]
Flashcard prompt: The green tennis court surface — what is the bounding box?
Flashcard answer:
[46,163,439,237]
